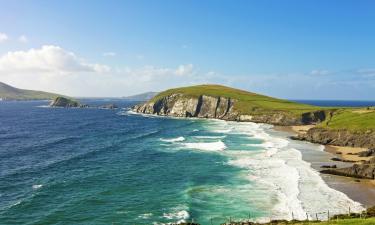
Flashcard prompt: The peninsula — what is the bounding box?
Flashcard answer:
[132,84,375,180]
[0,81,62,100]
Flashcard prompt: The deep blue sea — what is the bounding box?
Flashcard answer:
[0,100,366,224]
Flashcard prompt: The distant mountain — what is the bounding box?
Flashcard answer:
[123,92,158,101]
[0,82,63,100]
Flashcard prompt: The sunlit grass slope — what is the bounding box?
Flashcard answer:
[151,84,320,115]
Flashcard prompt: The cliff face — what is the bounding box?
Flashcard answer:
[132,93,326,125]
[297,127,375,149]
[133,94,237,119]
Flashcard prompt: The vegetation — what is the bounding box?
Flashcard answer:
[176,218,375,225]
[151,84,321,115]
[150,84,375,132]
[320,109,375,132]
[0,81,62,100]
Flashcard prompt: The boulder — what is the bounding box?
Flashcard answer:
[100,104,118,109]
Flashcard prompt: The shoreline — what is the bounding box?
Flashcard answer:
[274,125,375,207]
[132,109,375,206]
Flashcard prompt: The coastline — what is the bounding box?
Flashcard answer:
[274,125,375,207]
[132,104,375,208]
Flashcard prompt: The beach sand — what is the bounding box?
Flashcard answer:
[274,125,375,207]
[275,125,371,163]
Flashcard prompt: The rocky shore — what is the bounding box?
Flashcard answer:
[132,93,327,125]
[296,127,375,149]
[132,91,375,183]
[49,97,118,109]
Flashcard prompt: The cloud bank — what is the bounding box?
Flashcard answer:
[0,45,374,100]
[0,45,110,74]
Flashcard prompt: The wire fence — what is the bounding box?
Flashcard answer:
[180,207,372,225]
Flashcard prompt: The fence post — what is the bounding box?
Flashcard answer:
[306,212,309,221]
[292,212,294,220]
[210,217,213,225]
[328,210,330,221]
[349,206,351,215]
[315,213,318,221]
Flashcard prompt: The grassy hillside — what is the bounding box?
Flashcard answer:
[151,84,321,115]
[150,84,375,131]
[0,82,63,100]
[320,109,375,132]
[123,91,158,101]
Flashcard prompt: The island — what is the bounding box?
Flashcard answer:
[132,84,375,180]
[49,96,83,107]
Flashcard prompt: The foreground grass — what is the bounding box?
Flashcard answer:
[179,218,375,225]
[315,218,375,224]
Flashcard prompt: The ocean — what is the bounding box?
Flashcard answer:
[0,100,366,224]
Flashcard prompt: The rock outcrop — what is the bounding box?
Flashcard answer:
[321,157,375,179]
[49,97,83,108]
[133,94,238,120]
[99,104,118,109]
[297,127,375,149]
[132,93,327,125]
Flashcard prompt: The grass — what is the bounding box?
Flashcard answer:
[149,84,375,132]
[320,109,375,132]
[179,218,375,225]
[315,218,375,224]
[151,84,321,115]
[0,81,62,100]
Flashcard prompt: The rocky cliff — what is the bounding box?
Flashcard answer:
[297,127,375,149]
[132,93,326,125]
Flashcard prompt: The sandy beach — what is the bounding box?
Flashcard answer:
[274,125,375,207]
[275,125,372,163]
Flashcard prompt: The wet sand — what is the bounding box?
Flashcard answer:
[274,125,375,207]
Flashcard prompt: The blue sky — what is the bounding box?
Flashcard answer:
[0,0,374,99]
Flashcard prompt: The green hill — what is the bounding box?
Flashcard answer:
[151,84,320,115]
[0,82,63,100]
[134,84,327,126]
[135,84,375,135]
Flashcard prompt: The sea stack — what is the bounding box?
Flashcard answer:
[49,97,81,107]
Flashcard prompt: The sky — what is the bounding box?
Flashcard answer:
[0,0,375,99]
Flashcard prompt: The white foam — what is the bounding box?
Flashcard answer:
[194,135,226,139]
[182,140,226,151]
[32,184,43,190]
[138,213,153,219]
[160,137,185,143]
[209,120,363,220]
[163,210,189,220]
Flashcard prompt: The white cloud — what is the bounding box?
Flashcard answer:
[175,64,194,76]
[103,52,116,57]
[310,69,329,75]
[0,33,9,42]
[0,45,110,74]
[18,35,28,43]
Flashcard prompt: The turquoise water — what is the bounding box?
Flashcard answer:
[0,100,363,224]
